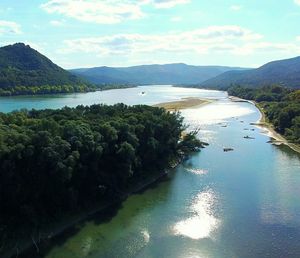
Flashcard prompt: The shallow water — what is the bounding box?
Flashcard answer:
[2,86,299,258]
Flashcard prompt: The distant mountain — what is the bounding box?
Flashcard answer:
[0,43,82,88]
[201,56,300,89]
[70,63,248,85]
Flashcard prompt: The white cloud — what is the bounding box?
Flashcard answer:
[58,25,264,56]
[41,0,144,24]
[50,20,65,26]
[230,5,242,11]
[57,25,300,65]
[41,0,190,24]
[0,20,21,35]
[170,16,182,22]
[150,0,190,9]
[294,0,300,6]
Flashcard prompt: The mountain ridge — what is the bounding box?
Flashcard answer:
[2,43,300,91]
[70,63,249,85]
[201,56,300,89]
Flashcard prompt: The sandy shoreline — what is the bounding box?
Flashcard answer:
[154,97,214,111]
[229,96,300,154]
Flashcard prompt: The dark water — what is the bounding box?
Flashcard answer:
[1,86,299,257]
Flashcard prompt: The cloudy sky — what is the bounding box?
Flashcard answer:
[1,0,300,68]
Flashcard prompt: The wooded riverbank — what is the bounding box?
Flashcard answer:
[229,95,300,154]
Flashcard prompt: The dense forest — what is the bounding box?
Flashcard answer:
[0,104,202,254]
[0,84,135,96]
[228,85,300,143]
[0,84,95,96]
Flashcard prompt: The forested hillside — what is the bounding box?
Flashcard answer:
[201,56,300,89]
[0,43,91,96]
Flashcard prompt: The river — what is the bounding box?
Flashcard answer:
[1,86,300,258]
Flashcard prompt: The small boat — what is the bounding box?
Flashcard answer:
[221,124,227,128]
[244,135,255,139]
[141,91,145,95]
[223,148,234,152]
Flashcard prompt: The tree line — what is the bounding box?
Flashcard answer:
[0,84,96,96]
[228,85,300,143]
[0,84,138,96]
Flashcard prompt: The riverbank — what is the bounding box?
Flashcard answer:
[4,159,182,258]
[229,96,300,154]
[154,97,214,111]
[98,84,137,91]
[255,103,300,154]
[0,85,137,98]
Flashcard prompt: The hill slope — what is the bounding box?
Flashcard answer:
[70,63,247,85]
[201,56,300,89]
[0,43,82,88]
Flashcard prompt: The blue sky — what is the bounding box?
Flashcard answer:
[1,0,300,68]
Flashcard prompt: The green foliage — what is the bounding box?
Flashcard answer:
[228,85,300,143]
[0,84,97,96]
[0,104,196,233]
[97,83,137,91]
[0,43,95,96]
[227,85,292,102]
[179,131,205,153]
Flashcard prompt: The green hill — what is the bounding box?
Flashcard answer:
[201,56,300,89]
[0,43,90,95]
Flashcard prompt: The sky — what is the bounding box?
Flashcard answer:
[1,0,300,69]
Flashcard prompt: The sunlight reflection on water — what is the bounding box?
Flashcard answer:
[173,189,220,240]
[181,101,255,125]
[185,168,209,175]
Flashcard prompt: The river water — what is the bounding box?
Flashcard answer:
[1,86,300,258]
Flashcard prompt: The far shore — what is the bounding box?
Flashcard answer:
[154,97,214,111]
[229,96,300,154]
